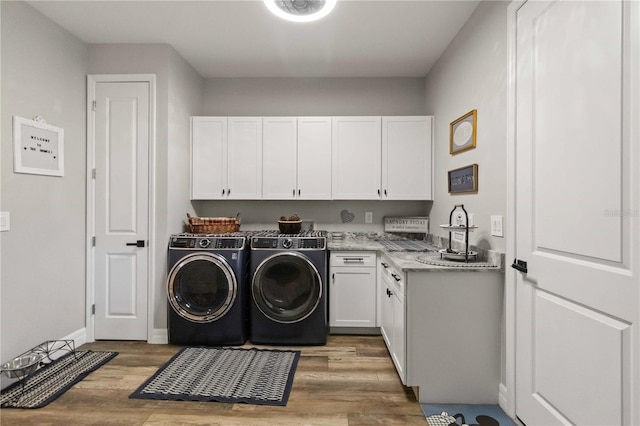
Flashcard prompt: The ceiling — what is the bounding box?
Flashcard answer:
[27,0,481,78]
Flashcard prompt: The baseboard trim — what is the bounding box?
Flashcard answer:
[498,383,509,415]
[61,327,88,349]
[149,328,168,344]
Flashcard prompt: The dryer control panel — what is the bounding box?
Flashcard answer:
[251,237,326,250]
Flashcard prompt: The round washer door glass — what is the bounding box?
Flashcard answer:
[168,253,237,323]
[252,252,322,323]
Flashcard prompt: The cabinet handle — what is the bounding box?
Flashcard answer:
[377,189,381,196]
[293,189,295,197]
[386,288,393,297]
[228,188,231,196]
[332,273,335,281]
[381,262,389,269]
[391,273,401,282]
[298,189,301,196]
[384,189,388,197]
[343,257,364,263]
[222,189,225,196]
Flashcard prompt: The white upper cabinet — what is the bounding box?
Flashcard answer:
[332,116,382,200]
[191,116,262,200]
[297,117,332,200]
[191,117,227,200]
[382,116,433,200]
[227,117,262,199]
[193,115,432,201]
[262,117,332,200]
[262,117,298,199]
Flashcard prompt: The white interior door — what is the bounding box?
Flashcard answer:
[93,81,149,340]
[513,1,639,425]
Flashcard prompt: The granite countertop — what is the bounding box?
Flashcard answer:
[327,232,504,272]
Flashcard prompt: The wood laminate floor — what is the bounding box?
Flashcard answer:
[0,335,428,425]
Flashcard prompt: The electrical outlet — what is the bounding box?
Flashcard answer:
[365,211,373,224]
[491,215,503,237]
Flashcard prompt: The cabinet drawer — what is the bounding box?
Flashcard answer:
[330,251,376,267]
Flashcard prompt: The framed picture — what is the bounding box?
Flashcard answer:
[448,163,478,194]
[449,109,477,155]
[13,116,64,177]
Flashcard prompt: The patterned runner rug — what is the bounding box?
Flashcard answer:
[130,347,300,406]
[0,350,118,409]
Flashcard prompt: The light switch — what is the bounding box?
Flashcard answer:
[491,215,503,237]
[0,212,10,232]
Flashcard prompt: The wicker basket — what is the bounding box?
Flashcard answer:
[187,213,240,234]
[278,220,302,234]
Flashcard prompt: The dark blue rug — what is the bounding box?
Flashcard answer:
[422,404,516,426]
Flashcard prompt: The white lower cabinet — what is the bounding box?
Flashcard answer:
[329,252,377,329]
[379,254,406,383]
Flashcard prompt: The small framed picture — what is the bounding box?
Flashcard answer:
[448,164,478,194]
[449,109,477,155]
[13,116,64,177]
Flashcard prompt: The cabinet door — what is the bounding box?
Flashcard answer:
[332,117,381,199]
[262,117,297,199]
[298,117,332,200]
[382,116,433,200]
[227,117,262,199]
[191,117,227,200]
[330,266,377,327]
[391,288,406,383]
[380,275,393,349]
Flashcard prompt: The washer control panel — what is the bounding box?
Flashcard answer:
[169,235,245,250]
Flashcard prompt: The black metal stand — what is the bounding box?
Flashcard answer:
[446,204,471,263]
[1,340,78,405]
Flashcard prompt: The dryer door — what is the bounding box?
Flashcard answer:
[168,252,237,323]
[252,252,322,323]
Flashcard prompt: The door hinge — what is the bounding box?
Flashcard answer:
[92,236,96,246]
[91,304,96,315]
[92,100,96,112]
[92,168,96,179]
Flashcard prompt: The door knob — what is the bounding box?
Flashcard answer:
[511,259,528,273]
[126,240,145,248]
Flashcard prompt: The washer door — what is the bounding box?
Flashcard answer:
[252,252,322,324]
[168,252,237,323]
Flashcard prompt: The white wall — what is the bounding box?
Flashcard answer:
[88,44,203,331]
[203,77,426,116]
[425,0,508,253]
[0,2,88,365]
[424,0,509,395]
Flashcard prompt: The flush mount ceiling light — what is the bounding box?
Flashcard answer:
[264,0,337,23]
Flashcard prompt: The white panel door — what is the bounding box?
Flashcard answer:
[191,117,227,200]
[332,117,381,200]
[227,117,262,199]
[298,117,332,200]
[514,2,639,425]
[262,117,297,199]
[329,267,376,328]
[94,81,149,340]
[382,116,432,200]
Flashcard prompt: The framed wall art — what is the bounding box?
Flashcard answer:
[448,163,478,194]
[13,116,64,177]
[449,109,477,155]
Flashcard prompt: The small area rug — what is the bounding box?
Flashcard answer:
[130,347,300,406]
[422,404,517,426]
[0,350,118,409]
